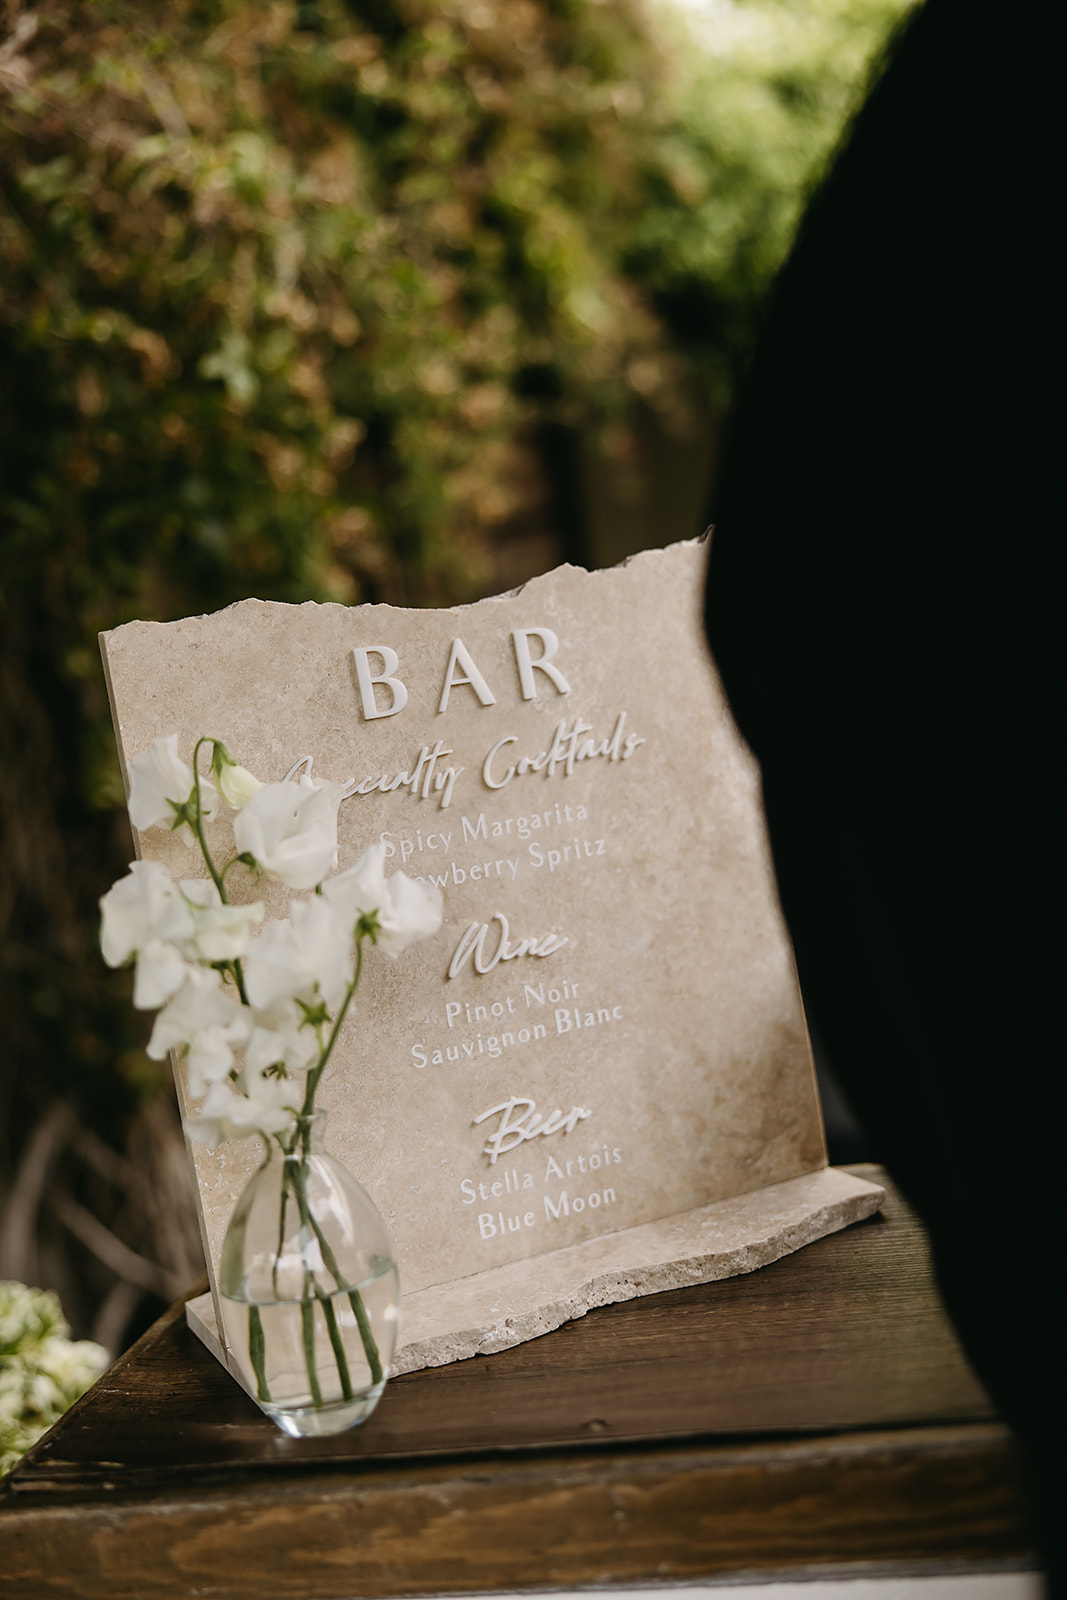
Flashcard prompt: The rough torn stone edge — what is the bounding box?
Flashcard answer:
[185,1166,883,1398]
[391,1166,883,1372]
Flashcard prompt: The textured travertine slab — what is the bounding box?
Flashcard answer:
[186,1166,884,1385]
[103,539,836,1376]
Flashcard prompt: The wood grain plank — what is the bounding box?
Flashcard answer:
[0,1425,1032,1600]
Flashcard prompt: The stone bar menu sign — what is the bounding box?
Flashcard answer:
[101,540,882,1379]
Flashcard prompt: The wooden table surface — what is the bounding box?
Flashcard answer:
[0,1166,1036,1599]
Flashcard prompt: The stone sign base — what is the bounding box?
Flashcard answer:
[186,1164,884,1396]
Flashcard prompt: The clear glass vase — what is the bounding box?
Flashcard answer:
[218,1113,399,1438]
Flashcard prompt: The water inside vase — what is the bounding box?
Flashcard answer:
[221,1261,399,1438]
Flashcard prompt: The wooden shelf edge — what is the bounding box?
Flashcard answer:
[0,1421,1035,1600]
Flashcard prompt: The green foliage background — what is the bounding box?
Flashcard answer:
[0,0,911,1346]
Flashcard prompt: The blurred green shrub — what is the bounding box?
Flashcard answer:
[0,0,909,1343]
[632,0,916,393]
[0,1280,108,1475]
[1,0,684,628]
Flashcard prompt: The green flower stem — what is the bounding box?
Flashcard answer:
[299,1295,324,1410]
[248,1304,271,1403]
[191,737,250,1006]
[289,1158,353,1397]
[301,940,363,1117]
[272,1167,290,1302]
[191,738,227,900]
[293,1174,328,1411]
[319,1293,354,1402]
[348,1288,384,1387]
[229,955,251,1013]
[218,855,384,1409]
[300,1182,384,1386]
[289,1144,383,1390]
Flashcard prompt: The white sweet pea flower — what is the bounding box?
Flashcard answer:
[179,878,264,962]
[377,869,445,954]
[245,1006,319,1078]
[184,1080,296,1147]
[100,859,195,967]
[100,860,200,1008]
[244,897,353,1014]
[146,968,252,1095]
[102,871,264,1012]
[183,1023,248,1097]
[132,938,195,1010]
[240,1052,303,1113]
[127,734,218,843]
[232,775,345,890]
[325,843,443,956]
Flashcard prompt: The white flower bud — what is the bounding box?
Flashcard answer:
[216,761,263,810]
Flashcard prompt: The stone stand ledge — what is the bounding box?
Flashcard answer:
[186,1165,884,1397]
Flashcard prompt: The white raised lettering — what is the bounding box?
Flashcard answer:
[448,913,568,979]
[439,638,496,712]
[512,628,571,700]
[352,646,408,720]
[474,1096,591,1165]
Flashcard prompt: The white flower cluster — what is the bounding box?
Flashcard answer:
[100,736,443,1147]
[0,1282,109,1477]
